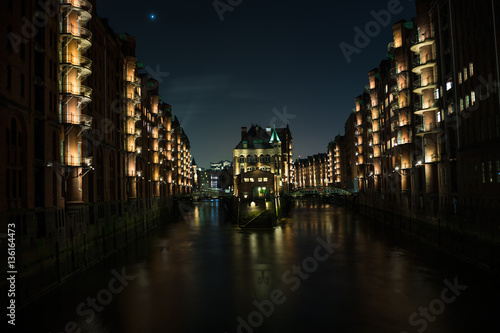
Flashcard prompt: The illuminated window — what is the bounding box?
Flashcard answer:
[239,155,244,163]
[489,161,493,183]
[244,178,249,183]
[458,72,462,84]
[464,68,468,81]
[460,98,464,111]
[471,91,476,104]
[469,62,474,76]
[250,178,255,182]
[446,81,452,91]
[465,96,470,108]
[263,177,268,182]
[258,178,262,182]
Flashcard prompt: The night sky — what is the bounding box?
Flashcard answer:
[96,0,416,168]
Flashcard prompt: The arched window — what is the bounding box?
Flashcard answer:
[265,155,270,162]
[253,155,257,163]
[11,118,17,146]
[247,155,252,163]
[239,155,244,163]
[260,155,264,162]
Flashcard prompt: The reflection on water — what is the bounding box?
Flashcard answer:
[18,200,499,333]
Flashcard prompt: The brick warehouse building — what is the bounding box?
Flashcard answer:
[332,0,500,269]
[0,0,194,307]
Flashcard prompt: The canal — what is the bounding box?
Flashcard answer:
[17,200,499,333]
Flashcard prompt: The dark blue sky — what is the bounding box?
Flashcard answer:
[96,0,416,168]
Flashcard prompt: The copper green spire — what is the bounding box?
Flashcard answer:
[269,125,281,143]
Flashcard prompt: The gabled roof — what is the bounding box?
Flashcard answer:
[235,125,275,150]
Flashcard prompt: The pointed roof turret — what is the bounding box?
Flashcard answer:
[269,125,281,143]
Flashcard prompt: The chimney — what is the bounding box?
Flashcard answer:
[241,127,247,139]
[266,127,271,133]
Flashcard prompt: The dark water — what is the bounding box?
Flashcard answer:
[15,200,499,333]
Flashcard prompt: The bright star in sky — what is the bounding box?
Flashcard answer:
[150,13,156,20]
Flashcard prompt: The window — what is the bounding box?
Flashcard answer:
[471,91,476,104]
[6,66,11,91]
[240,163,244,170]
[469,62,474,76]
[263,177,268,182]
[20,74,25,97]
[489,161,493,183]
[260,155,264,162]
[446,81,452,91]
[460,98,464,111]
[239,155,244,163]
[465,96,470,109]
[249,178,255,182]
[247,167,252,172]
[7,26,12,52]
[253,155,257,163]
[258,178,262,182]
[244,178,249,183]
[247,155,251,163]
[265,155,270,162]
[464,68,468,81]
[458,72,462,84]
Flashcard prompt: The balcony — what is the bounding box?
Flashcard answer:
[387,42,395,53]
[389,67,407,79]
[60,53,92,78]
[416,124,440,136]
[410,30,435,53]
[413,76,437,95]
[60,0,92,23]
[60,112,92,130]
[390,100,400,111]
[415,99,439,115]
[60,23,92,50]
[124,75,141,86]
[60,83,92,103]
[412,55,437,74]
[62,155,93,167]
[124,92,140,103]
